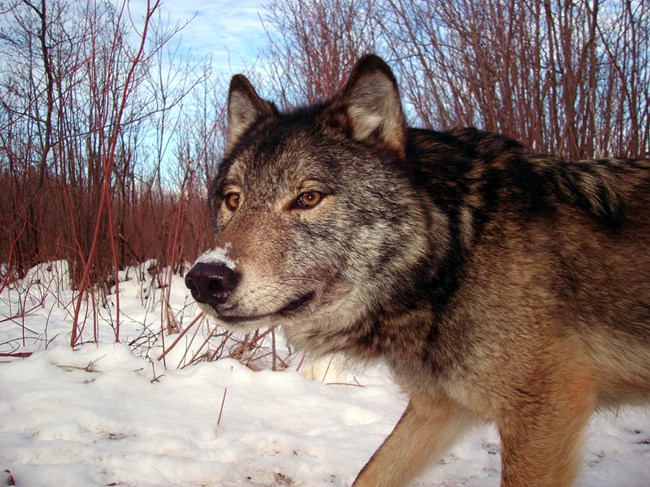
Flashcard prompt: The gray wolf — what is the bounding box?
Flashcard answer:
[185,54,650,486]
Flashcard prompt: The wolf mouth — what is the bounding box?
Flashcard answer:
[215,291,315,324]
[279,291,315,314]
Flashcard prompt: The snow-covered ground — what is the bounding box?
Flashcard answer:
[1,262,649,486]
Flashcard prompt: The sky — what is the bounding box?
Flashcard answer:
[150,0,270,75]
[0,0,269,75]
[113,0,273,175]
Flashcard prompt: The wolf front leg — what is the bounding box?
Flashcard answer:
[497,361,597,487]
[352,393,477,487]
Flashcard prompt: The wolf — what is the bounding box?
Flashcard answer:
[185,54,650,486]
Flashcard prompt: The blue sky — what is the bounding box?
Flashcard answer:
[153,0,269,75]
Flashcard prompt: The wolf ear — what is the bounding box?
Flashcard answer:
[226,75,276,155]
[335,55,407,158]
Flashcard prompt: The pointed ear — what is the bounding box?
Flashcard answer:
[335,55,407,158]
[226,75,276,155]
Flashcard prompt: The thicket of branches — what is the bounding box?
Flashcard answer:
[264,0,649,160]
[0,0,225,292]
[2,0,648,295]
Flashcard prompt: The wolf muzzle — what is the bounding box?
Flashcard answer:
[185,262,240,309]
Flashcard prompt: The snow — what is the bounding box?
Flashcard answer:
[196,244,238,270]
[1,263,649,486]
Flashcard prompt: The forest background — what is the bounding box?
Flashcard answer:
[1,0,648,346]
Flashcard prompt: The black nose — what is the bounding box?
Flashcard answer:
[185,262,239,306]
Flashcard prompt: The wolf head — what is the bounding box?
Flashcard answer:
[186,55,444,351]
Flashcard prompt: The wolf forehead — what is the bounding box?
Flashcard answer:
[210,117,389,201]
[224,133,337,181]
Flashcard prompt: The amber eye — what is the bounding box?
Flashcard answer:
[224,193,241,211]
[294,191,323,209]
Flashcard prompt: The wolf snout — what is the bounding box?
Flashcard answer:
[185,262,239,307]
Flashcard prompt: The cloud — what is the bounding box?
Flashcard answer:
[156,0,269,74]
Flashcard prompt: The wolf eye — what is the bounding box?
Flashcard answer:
[224,193,241,211]
[293,191,323,209]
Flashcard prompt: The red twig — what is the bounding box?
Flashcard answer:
[157,311,204,362]
[217,387,228,428]
[71,0,162,347]
[0,352,32,358]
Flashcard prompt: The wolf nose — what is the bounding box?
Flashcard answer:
[185,262,239,306]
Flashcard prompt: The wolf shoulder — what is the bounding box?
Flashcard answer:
[404,127,650,344]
